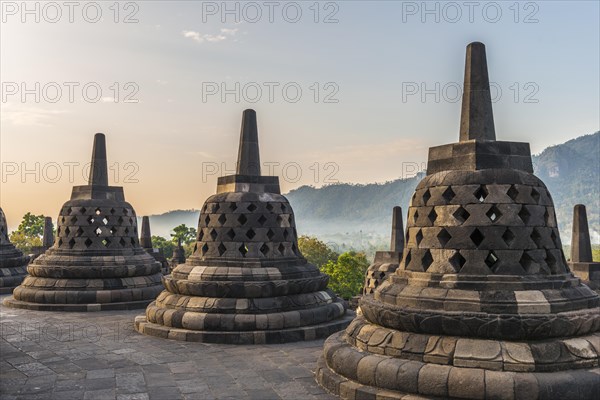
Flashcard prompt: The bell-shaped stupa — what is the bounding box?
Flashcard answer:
[363,206,404,295]
[316,43,600,399]
[0,208,30,294]
[135,109,352,343]
[4,134,163,311]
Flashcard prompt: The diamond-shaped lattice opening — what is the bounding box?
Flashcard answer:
[422,250,433,270]
[87,216,95,224]
[95,208,101,215]
[80,207,87,214]
[214,203,221,212]
[550,230,559,247]
[428,208,437,224]
[76,227,84,236]
[61,217,66,224]
[239,244,248,257]
[415,229,423,245]
[519,252,534,272]
[110,208,116,214]
[453,207,470,224]
[84,238,93,248]
[246,229,256,239]
[449,251,466,271]
[102,238,110,247]
[283,229,289,240]
[404,251,412,268]
[70,216,78,224]
[422,189,431,205]
[64,227,71,236]
[258,215,267,226]
[474,186,488,203]
[530,228,543,247]
[278,243,286,255]
[276,215,284,226]
[507,185,518,201]
[544,208,551,225]
[545,251,558,274]
[260,243,269,256]
[531,188,540,204]
[442,187,455,203]
[204,215,210,225]
[119,238,127,247]
[281,204,287,212]
[288,215,293,225]
[267,229,275,240]
[502,228,516,246]
[95,227,102,236]
[123,208,129,215]
[202,243,209,255]
[437,228,451,247]
[68,238,76,249]
[102,217,108,225]
[226,229,236,240]
[124,227,130,235]
[266,203,274,212]
[518,206,531,224]
[413,209,419,223]
[57,238,63,247]
[484,251,499,269]
[247,203,257,212]
[238,214,248,225]
[129,218,134,225]
[198,230,204,241]
[486,205,502,223]
[130,237,136,246]
[66,207,72,215]
[210,229,218,240]
[218,214,227,225]
[217,243,227,256]
[470,228,484,247]
[110,227,117,235]
[230,202,238,211]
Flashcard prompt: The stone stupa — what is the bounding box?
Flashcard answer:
[4,134,163,311]
[363,206,404,295]
[140,216,170,274]
[31,217,54,261]
[0,208,30,294]
[569,204,600,292]
[135,109,353,343]
[316,42,600,399]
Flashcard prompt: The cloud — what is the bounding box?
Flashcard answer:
[0,103,68,127]
[182,28,238,43]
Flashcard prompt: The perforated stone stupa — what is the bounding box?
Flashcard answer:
[4,134,163,311]
[316,42,600,399]
[0,208,29,294]
[135,109,353,344]
[140,216,170,274]
[363,206,404,295]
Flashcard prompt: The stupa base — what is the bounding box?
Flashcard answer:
[316,331,600,400]
[3,297,155,311]
[0,286,18,295]
[134,312,355,344]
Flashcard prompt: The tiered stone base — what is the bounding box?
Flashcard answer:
[3,250,163,311]
[316,313,600,400]
[0,247,30,294]
[135,311,354,344]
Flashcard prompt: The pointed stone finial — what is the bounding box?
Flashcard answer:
[390,206,404,252]
[459,42,496,142]
[42,217,54,248]
[88,133,108,186]
[140,216,152,249]
[236,109,261,176]
[571,204,593,263]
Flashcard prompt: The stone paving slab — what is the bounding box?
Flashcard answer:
[0,295,336,400]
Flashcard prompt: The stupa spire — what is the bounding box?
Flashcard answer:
[140,216,152,249]
[42,217,54,248]
[236,109,261,176]
[459,42,496,142]
[88,133,108,186]
[571,204,593,263]
[390,206,404,252]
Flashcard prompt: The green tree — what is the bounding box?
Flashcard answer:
[297,235,339,268]
[151,235,174,258]
[9,212,46,253]
[170,224,197,246]
[320,251,369,300]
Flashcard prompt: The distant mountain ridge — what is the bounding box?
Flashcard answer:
[147,132,599,245]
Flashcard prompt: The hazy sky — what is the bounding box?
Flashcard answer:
[1,1,599,229]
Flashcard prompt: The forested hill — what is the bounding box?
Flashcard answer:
[286,132,600,243]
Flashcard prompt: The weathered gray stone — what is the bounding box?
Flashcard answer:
[0,207,29,294]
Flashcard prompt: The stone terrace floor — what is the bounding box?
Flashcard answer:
[0,295,337,400]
